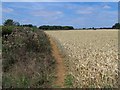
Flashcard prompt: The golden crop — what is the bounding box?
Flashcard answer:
[45,30,118,88]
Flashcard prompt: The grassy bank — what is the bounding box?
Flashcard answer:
[2,26,55,88]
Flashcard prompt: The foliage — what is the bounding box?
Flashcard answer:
[64,74,73,88]
[112,23,120,29]
[2,27,55,88]
[20,24,37,28]
[3,74,30,88]
[39,25,74,30]
[3,19,20,26]
[2,26,15,36]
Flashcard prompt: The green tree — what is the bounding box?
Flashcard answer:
[14,22,20,26]
[112,23,120,29]
[3,19,20,26]
[4,19,14,26]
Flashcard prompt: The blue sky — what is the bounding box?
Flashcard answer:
[2,2,118,28]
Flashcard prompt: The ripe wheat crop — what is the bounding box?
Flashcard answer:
[45,29,118,88]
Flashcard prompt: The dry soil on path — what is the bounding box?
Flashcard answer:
[47,35,66,88]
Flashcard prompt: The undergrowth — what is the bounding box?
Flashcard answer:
[2,26,55,88]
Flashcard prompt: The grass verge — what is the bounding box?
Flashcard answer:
[64,74,73,88]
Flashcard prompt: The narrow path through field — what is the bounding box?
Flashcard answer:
[47,35,66,88]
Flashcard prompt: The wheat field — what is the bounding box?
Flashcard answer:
[45,29,119,88]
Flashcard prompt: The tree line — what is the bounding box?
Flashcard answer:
[3,19,74,30]
[39,25,74,30]
[3,19,37,28]
[2,19,120,29]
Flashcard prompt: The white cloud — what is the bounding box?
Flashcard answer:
[103,5,111,9]
[2,8,13,13]
[76,7,94,15]
[76,10,92,14]
[31,10,63,17]
[71,11,117,28]
[31,10,63,21]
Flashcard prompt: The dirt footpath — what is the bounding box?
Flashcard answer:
[48,35,66,88]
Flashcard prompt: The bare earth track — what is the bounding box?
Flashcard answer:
[47,35,66,88]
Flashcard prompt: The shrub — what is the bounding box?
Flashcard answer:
[2,27,55,88]
[2,26,14,36]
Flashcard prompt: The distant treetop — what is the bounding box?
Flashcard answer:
[3,19,20,26]
[112,23,120,29]
[39,25,74,30]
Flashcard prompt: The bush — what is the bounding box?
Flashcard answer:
[2,26,14,36]
[2,27,55,88]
